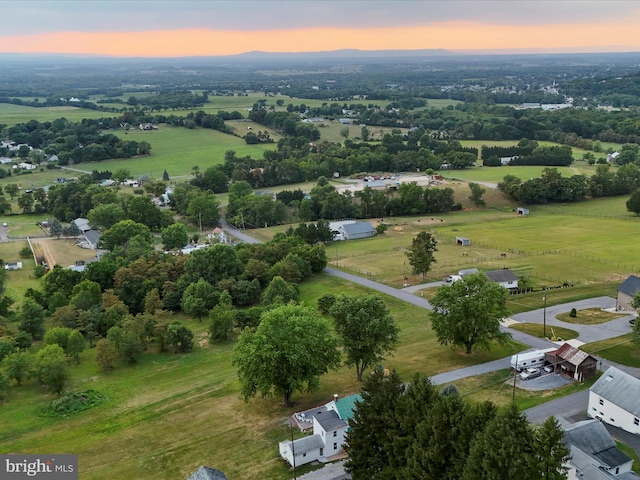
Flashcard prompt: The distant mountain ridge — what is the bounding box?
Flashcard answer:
[234,48,453,59]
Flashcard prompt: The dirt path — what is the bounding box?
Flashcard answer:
[30,238,56,267]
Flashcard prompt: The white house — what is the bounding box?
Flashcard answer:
[563,419,639,479]
[279,394,361,467]
[588,366,640,435]
[485,269,519,289]
[18,162,37,170]
[4,262,22,271]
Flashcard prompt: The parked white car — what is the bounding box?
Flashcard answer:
[520,368,540,380]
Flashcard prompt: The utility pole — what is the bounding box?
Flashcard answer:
[543,294,547,338]
[512,354,517,402]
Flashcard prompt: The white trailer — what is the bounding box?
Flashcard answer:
[510,348,556,371]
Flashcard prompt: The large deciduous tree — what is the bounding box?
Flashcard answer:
[35,344,68,394]
[330,294,399,381]
[430,273,510,354]
[468,182,486,208]
[161,223,188,250]
[233,303,340,406]
[626,188,640,216]
[98,220,152,251]
[18,298,46,340]
[405,231,438,280]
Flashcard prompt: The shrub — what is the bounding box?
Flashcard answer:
[19,246,33,258]
[569,308,577,318]
[40,390,107,417]
[318,294,336,315]
[33,265,47,278]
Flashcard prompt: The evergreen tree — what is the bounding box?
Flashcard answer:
[534,417,570,480]
[344,370,406,479]
[463,403,537,480]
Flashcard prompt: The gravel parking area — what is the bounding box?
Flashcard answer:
[518,373,574,391]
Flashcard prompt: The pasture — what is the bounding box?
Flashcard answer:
[0,274,526,480]
[248,193,639,291]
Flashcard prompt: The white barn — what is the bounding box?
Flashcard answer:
[588,366,640,435]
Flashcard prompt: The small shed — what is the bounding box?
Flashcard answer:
[545,343,598,381]
[616,275,640,312]
[517,207,529,215]
[456,236,471,247]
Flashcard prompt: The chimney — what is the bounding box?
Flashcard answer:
[333,394,339,402]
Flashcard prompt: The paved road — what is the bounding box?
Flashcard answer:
[219,218,260,244]
[511,297,635,344]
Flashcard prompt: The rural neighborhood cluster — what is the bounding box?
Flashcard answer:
[2,44,640,480]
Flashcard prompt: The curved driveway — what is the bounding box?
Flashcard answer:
[511,297,635,344]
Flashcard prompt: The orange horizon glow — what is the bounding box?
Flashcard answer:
[0,21,639,57]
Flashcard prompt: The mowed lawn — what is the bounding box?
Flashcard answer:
[0,274,526,480]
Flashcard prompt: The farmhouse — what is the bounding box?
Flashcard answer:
[485,269,519,290]
[588,366,640,434]
[544,343,598,381]
[336,222,375,241]
[279,394,360,467]
[80,230,102,250]
[616,275,640,312]
[563,419,639,479]
[3,262,23,271]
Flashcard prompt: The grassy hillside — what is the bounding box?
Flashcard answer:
[0,274,525,480]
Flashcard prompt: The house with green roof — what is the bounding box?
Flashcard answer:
[279,393,361,467]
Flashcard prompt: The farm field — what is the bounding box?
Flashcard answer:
[441,163,599,184]
[248,194,639,290]
[107,126,274,178]
[0,103,111,125]
[0,274,526,480]
[459,139,622,161]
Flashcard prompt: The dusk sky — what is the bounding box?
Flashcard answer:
[2,0,640,57]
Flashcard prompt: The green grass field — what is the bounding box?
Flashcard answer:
[0,274,527,480]
[0,103,110,125]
